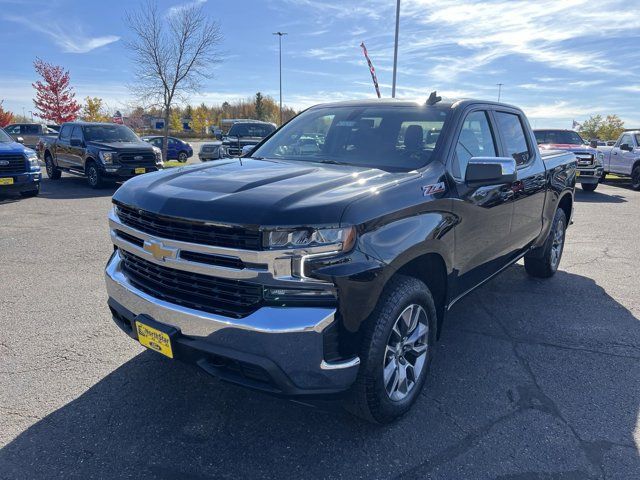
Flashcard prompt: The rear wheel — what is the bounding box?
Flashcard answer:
[86,161,105,189]
[631,166,640,191]
[581,183,597,192]
[524,208,567,278]
[45,154,61,180]
[346,275,437,423]
[178,151,188,163]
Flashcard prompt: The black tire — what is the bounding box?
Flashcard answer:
[45,154,61,180]
[581,183,597,192]
[524,208,567,278]
[178,151,188,163]
[345,275,437,424]
[86,161,105,189]
[631,165,640,191]
[599,172,607,183]
[20,184,40,197]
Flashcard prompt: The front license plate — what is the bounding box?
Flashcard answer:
[134,167,146,174]
[576,171,580,176]
[0,177,14,185]
[135,320,174,358]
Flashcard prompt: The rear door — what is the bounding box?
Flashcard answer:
[56,125,73,167]
[494,110,546,254]
[68,126,85,170]
[449,107,515,298]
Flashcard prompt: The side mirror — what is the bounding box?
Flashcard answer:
[241,145,254,156]
[16,136,24,144]
[589,140,598,148]
[70,138,83,147]
[620,143,632,152]
[465,157,517,185]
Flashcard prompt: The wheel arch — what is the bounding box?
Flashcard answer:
[558,192,573,224]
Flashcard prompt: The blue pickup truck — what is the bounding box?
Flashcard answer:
[0,128,41,197]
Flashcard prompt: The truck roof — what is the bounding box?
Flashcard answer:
[308,98,523,111]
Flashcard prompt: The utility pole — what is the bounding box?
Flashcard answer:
[496,83,504,102]
[391,0,401,98]
[273,32,287,125]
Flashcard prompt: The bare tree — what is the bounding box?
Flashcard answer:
[125,0,222,160]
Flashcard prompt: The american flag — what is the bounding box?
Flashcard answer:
[360,42,381,99]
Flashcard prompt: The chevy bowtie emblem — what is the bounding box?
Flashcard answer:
[143,240,177,261]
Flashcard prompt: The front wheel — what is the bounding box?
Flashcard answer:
[524,208,567,278]
[631,166,640,191]
[345,275,437,424]
[581,183,597,192]
[86,162,105,189]
[45,155,61,180]
[178,151,188,163]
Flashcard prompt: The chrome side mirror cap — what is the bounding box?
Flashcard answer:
[465,157,517,184]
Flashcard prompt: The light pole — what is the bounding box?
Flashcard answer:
[496,83,504,102]
[391,0,401,98]
[273,31,287,125]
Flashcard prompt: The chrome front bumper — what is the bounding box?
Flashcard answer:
[105,251,360,393]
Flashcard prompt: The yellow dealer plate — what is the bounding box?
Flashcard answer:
[135,320,173,358]
[576,171,580,176]
[0,177,14,185]
[135,168,146,174]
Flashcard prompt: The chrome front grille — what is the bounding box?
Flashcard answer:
[0,154,26,174]
[574,152,594,167]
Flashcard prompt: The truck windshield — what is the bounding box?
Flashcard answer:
[82,125,139,143]
[228,124,275,138]
[252,105,451,171]
[0,128,13,142]
[534,130,585,145]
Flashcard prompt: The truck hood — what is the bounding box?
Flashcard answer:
[0,141,34,155]
[86,141,155,151]
[112,158,418,226]
[539,143,598,154]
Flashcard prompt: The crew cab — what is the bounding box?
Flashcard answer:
[222,120,276,157]
[0,128,41,197]
[105,97,575,423]
[534,129,603,191]
[599,131,640,189]
[42,122,163,188]
[4,123,57,149]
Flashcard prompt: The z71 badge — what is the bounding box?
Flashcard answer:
[422,182,446,196]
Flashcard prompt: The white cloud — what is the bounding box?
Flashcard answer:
[167,0,207,16]
[4,15,119,53]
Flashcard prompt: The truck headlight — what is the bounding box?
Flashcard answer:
[152,146,163,164]
[596,152,604,166]
[265,226,356,251]
[99,151,114,165]
[26,152,40,170]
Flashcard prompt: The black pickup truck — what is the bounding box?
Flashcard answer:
[222,120,276,157]
[105,97,576,423]
[42,122,163,188]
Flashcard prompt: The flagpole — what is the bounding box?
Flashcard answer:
[391,0,400,98]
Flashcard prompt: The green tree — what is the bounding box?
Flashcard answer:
[598,115,625,141]
[169,109,182,131]
[255,92,265,121]
[579,115,602,140]
[81,97,110,122]
[192,103,209,134]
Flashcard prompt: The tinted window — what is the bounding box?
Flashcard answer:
[23,125,40,134]
[534,130,585,145]
[59,125,72,141]
[634,134,640,146]
[253,105,451,171]
[619,134,632,147]
[82,125,139,143]
[71,126,83,141]
[453,111,496,178]
[5,125,20,135]
[0,129,13,142]
[168,138,179,147]
[228,123,276,138]
[495,112,532,166]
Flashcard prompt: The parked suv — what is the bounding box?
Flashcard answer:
[105,97,575,422]
[222,120,276,156]
[0,128,41,197]
[42,122,163,188]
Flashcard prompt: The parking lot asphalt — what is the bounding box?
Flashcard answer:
[0,172,638,479]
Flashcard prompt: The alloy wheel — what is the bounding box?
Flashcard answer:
[383,304,429,401]
[550,218,565,269]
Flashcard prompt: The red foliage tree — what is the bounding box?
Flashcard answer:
[0,100,13,127]
[32,58,81,124]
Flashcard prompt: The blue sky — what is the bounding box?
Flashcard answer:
[1,0,639,128]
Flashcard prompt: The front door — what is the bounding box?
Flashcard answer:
[68,126,85,170]
[449,109,515,298]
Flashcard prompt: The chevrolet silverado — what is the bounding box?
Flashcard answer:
[105,97,576,423]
